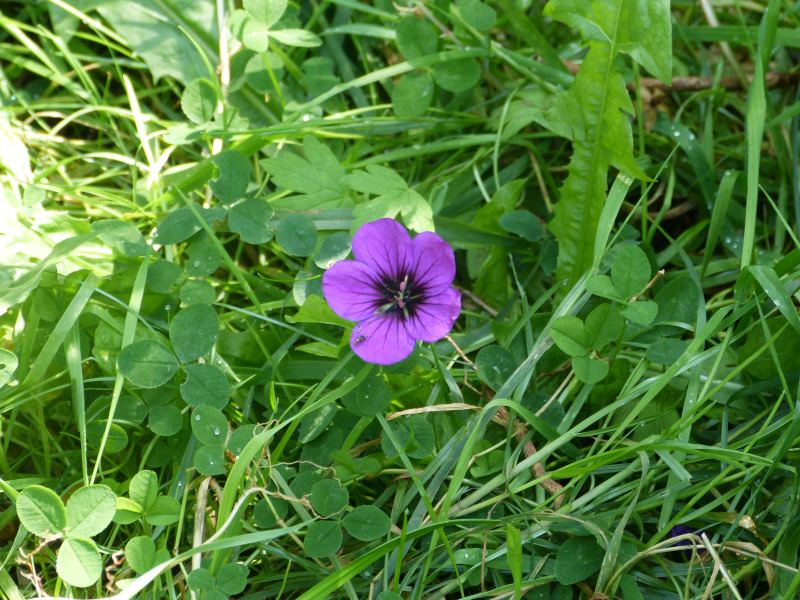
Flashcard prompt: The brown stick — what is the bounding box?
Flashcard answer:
[561,59,800,92]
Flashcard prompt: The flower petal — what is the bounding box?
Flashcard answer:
[350,312,416,365]
[322,260,385,322]
[410,231,456,296]
[406,287,461,343]
[352,218,413,282]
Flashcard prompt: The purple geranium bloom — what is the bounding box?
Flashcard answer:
[322,218,461,365]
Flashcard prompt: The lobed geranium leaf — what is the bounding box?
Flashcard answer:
[261,136,350,210]
[348,165,434,233]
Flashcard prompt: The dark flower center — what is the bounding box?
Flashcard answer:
[382,275,419,314]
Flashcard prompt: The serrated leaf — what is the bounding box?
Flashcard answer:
[349,166,433,233]
[170,304,219,363]
[118,340,180,388]
[261,136,349,210]
[57,538,102,588]
[310,479,349,517]
[125,536,155,575]
[619,300,658,325]
[210,150,250,205]
[16,485,66,537]
[65,485,116,539]
[611,245,651,300]
[543,0,670,287]
[229,198,274,244]
[286,294,350,327]
[154,204,227,246]
[343,505,390,541]
[305,520,342,558]
[549,316,588,358]
[181,363,231,408]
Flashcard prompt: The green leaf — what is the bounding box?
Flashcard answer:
[460,0,497,32]
[348,165,433,233]
[544,0,672,83]
[310,479,349,517]
[392,72,434,118]
[286,294,350,327]
[145,496,181,526]
[89,0,217,85]
[572,355,609,384]
[186,235,221,277]
[91,219,148,256]
[154,204,227,245]
[56,538,102,588]
[396,17,437,59]
[86,420,129,453]
[611,246,651,300]
[260,136,349,210]
[170,304,219,363]
[0,348,18,388]
[128,471,158,512]
[299,403,338,444]
[271,29,323,47]
[355,374,393,416]
[147,260,185,294]
[543,0,669,286]
[584,304,623,350]
[125,536,156,575]
[646,338,689,365]
[476,345,519,391]
[194,445,226,476]
[191,406,228,446]
[182,78,217,124]
[343,505,390,541]
[181,280,217,306]
[253,497,288,528]
[653,276,699,327]
[276,213,318,257]
[431,58,481,92]
[187,568,216,591]
[210,150,250,205]
[554,536,605,584]
[118,340,180,388]
[381,416,435,459]
[16,485,67,537]
[233,0,288,51]
[216,563,249,595]
[181,364,231,408]
[619,300,658,326]
[305,521,343,558]
[314,232,352,269]
[506,524,522,599]
[586,275,626,302]
[149,405,183,436]
[549,316,588,358]
[740,317,800,380]
[499,210,544,242]
[114,497,144,525]
[65,485,116,539]
[229,198,274,244]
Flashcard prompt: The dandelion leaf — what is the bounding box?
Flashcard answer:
[543,0,671,287]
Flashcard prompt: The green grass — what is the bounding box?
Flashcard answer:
[2,1,800,599]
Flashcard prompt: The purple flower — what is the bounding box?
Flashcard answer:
[322,218,461,365]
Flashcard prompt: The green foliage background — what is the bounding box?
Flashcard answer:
[2,0,800,599]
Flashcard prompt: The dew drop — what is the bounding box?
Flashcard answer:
[194,414,201,421]
[365,394,369,399]
[209,460,214,465]
[165,305,171,311]
[193,260,200,267]
[214,427,220,435]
